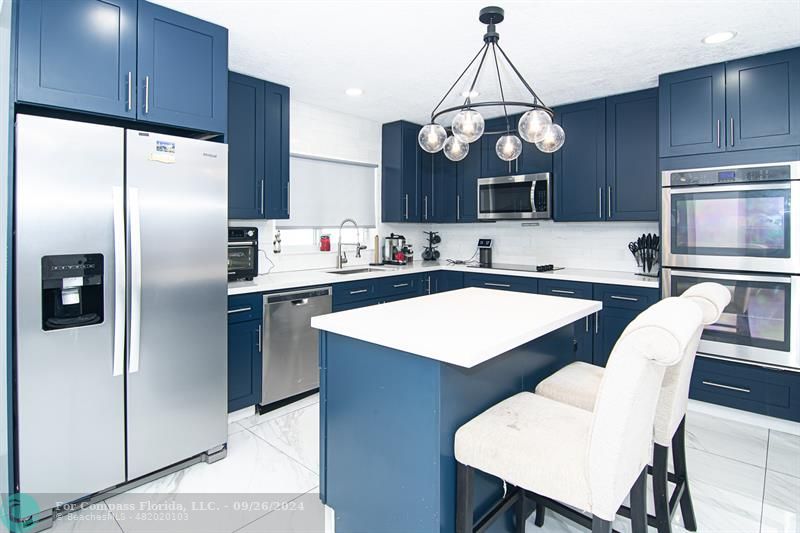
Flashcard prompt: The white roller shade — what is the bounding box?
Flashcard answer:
[277,155,377,228]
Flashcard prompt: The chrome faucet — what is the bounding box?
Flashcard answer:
[336,218,367,269]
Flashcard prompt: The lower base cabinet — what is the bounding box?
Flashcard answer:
[463,273,539,293]
[227,294,263,412]
[592,284,659,367]
[425,270,463,294]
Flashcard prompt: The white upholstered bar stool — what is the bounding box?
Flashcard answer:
[454,297,704,533]
[534,282,731,533]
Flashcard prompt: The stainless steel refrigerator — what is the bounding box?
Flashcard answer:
[14,114,228,518]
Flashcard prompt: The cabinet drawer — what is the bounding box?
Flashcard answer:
[593,284,658,311]
[463,273,539,294]
[690,357,800,422]
[332,280,377,305]
[227,293,263,323]
[377,275,421,298]
[538,279,593,299]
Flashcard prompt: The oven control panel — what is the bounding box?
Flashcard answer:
[669,164,792,186]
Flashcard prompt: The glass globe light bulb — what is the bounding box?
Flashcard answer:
[418,123,446,153]
[518,109,552,143]
[495,134,522,161]
[451,109,485,143]
[535,123,566,153]
[443,135,469,162]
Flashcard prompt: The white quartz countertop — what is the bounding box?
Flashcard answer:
[228,263,658,296]
[311,287,602,368]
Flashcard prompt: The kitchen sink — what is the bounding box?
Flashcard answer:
[326,267,395,275]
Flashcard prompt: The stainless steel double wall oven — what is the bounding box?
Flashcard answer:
[661,161,800,371]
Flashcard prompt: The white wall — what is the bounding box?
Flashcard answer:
[0,0,12,507]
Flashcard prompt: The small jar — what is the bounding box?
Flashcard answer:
[320,235,331,252]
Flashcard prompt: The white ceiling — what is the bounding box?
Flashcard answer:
[153,0,800,125]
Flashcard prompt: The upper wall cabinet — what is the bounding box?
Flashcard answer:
[726,49,800,151]
[480,116,552,178]
[17,0,138,119]
[553,99,606,221]
[382,121,421,222]
[606,89,659,221]
[16,0,228,134]
[137,1,228,134]
[228,73,290,220]
[455,145,481,222]
[659,48,800,157]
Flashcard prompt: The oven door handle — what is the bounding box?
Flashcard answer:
[667,182,790,195]
[663,268,792,285]
[228,241,257,246]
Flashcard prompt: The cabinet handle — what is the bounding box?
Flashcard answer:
[607,186,612,218]
[404,194,409,220]
[127,71,132,111]
[457,194,461,220]
[595,311,599,334]
[585,316,589,333]
[144,75,150,114]
[260,179,265,215]
[393,283,409,288]
[257,324,262,353]
[702,380,750,394]
[484,282,511,288]
[227,307,253,314]
[610,295,638,302]
[426,276,432,295]
[598,187,602,219]
[716,119,721,148]
[424,196,428,220]
[730,116,734,147]
[551,289,575,295]
[349,289,368,295]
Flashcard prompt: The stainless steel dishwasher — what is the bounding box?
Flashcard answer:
[261,286,332,407]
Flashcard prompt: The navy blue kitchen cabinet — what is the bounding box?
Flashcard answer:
[606,89,659,221]
[263,81,291,219]
[137,0,228,133]
[423,271,464,294]
[331,274,424,312]
[658,64,726,157]
[726,48,800,151]
[553,99,607,221]
[480,117,513,178]
[16,0,228,134]
[690,357,800,422]
[228,74,290,220]
[592,284,659,366]
[228,73,265,219]
[455,144,481,222]
[421,152,458,222]
[227,294,263,412]
[16,0,138,119]
[463,272,539,294]
[538,279,594,363]
[382,121,421,222]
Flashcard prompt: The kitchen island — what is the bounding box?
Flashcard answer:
[311,288,602,533]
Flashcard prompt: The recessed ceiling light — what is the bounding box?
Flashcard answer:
[461,90,480,98]
[702,31,737,45]
[345,88,363,97]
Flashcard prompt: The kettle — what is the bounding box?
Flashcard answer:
[383,233,408,265]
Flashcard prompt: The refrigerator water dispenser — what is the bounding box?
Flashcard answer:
[41,254,104,330]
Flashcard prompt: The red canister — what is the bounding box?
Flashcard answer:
[320,235,331,252]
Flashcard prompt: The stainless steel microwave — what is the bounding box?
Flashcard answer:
[477,173,551,220]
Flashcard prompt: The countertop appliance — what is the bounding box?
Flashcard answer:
[662,161,800,371]
[228,227,258,281]
[261,287,332,408]
[478,238,493,267]
[14,115,228,519]
[383,233,408,265]
[478,173,551,220]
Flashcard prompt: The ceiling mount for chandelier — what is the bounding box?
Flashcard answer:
[419,6,565,162]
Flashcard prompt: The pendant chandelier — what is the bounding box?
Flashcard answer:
[419,6,565,162]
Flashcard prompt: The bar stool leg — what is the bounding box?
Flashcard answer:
[653,443,672,533]
[630,467,648,533]
[516,489,527,533]
[456,461,474,533]
[534,500,546,527]
[672,418,697,531]
[591,516,612,533]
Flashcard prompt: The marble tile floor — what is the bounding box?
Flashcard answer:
[47,395,799,533]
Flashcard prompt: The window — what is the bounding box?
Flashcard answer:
[278,227,378,251]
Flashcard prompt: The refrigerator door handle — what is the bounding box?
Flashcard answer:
[112,187,126,377]
[129,187,143,374]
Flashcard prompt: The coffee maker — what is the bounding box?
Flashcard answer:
[41,254,104,330]
[478,238,493,267]
[383,233,408,265]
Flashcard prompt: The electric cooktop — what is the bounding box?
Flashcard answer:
[467,263,565,273]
